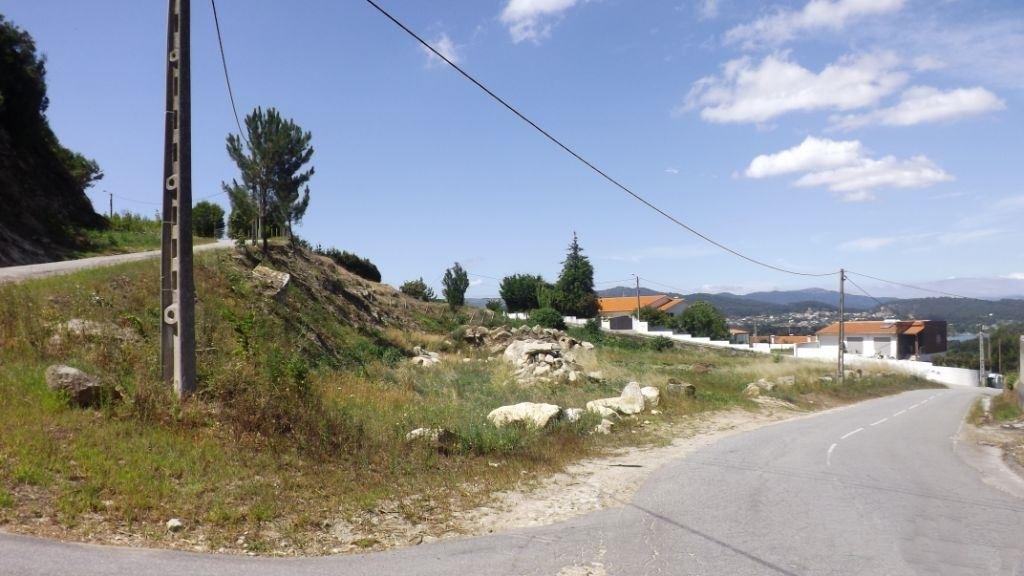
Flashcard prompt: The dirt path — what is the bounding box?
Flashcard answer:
[0,239,234,284]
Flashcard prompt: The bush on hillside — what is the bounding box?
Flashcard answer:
[193,201,225,238]
[639,306,671,327]
[499,274,545,312]
[529,307,566,330]
[400,278,435,301]
[316,246,381,283]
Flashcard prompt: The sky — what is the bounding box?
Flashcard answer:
[5,0,1024,298]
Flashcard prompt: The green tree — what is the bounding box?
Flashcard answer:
[552,232,598,318]
[499,274,545,312]
[192,201,225,238]
[442,262,470,308]
[677,301,729,340]
[224,107,314,252]
[485,299,504,313]
[639,306,671,327]
[400,278,435,302]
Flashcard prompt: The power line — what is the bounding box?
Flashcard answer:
[362,0,837,279]
[210,0,250,149]
[638,276,690,295]
[110,193,161,206]
[843,275,889,310]
[846,270,971,299]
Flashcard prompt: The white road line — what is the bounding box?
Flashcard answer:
[870,417,888,427]
[908,403,920,411]
[827,443,837,466]
[841,427,864,440]
[893,409,906,417]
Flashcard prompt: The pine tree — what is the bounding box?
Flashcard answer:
[224,107,314,252]
[442,262,470,308]
[552,232,599,318]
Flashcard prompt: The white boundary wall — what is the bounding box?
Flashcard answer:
[562,315,978,388]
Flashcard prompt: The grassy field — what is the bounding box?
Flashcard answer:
[0,244,940,554]
[75,212,215,257]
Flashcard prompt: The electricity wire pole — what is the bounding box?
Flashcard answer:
[979,331,986,387]
[633,274,641,323]
[108,191,113,218]
[838,268,845,383]
[160,0,196,398]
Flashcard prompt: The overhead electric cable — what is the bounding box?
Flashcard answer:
[843,275,890,310]
[845,270,970,299]
[210,0,250,149]
[361,0,837,279]
[110,193,161,206]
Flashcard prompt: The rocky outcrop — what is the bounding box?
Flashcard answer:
[44,365,112,408]
[252,264,290,297]
[411,346,441,367]
[49,318,139,347]
[487,402,562,428]
[667,378,696,397]
[640,386,660,408]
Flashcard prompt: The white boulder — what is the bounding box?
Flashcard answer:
[487,402,562,428]
[640,386,660,408]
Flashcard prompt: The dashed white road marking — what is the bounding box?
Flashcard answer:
[893,409,907,417]
[908,403,921,411]
[827,443,837,466]
[870,417,888,427]
[841,427,864,440]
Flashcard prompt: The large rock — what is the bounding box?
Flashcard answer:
[667,379,696,397]
[586,382,646,415]
[50,319,140,346]
[44,365,108,408]
[743,383,761,398]
[252,265,290,297]
[503,340,558,366]
[640,386,661,408]
[487,402,562,428]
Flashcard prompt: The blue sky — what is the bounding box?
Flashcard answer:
[6,0,1024,297]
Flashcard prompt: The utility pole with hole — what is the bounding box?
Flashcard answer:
[108,191,112,218]
[633,274,641,324]
[838,269,845,383]
[160,0,196,398]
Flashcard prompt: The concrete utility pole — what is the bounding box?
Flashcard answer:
[979,332,986,387]
[633,274,641,322]
[838,268,845,383]
[160,0,196,398]
[108,191,113,218]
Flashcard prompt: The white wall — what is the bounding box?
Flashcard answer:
[794,344,978,387]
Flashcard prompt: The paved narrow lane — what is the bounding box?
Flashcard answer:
[2,388,1022,575]
[0,239,235,284]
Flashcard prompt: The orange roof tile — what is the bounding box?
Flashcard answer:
[598,295,669,314]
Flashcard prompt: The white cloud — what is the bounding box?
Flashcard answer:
[745,137,952,201]
[1005,273,1024,281]
[912,55,945,72]
[841,229,994,252]
[500,0,578,43]
[664,167,680,174]
[830,86,1004,130]
[698,0,721,19]
[795,155,952,200]
[422,33,461,67]
[682,52,907,124]
[745,136,863,178]
[725,0,905,48]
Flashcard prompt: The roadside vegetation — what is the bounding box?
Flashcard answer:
[0,243,940,555]
[75,211,219,258]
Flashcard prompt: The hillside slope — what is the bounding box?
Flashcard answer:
[0,15,105,266]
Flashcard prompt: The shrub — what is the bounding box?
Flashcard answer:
[499,274,545,312]
[401,278,435,301]
[677,301,729,340]
[639,307,671,327]
[485,299,504,313]
[646,336,674,351]
[529,307,566,330]
[316,246,381,283]
[193,201,225,238]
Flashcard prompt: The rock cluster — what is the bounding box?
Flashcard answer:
[485,326,594,383]
[410,346,441,367]
[744,376,796,398]
[49,319,140,347]
[252,264,290,297]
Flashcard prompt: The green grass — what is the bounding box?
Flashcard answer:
[0,244,939,553]
[75,211,216,257]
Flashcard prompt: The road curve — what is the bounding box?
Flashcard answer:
[0,240,235,284]
[2,388,1022,575]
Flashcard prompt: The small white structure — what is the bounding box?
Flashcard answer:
[816,319,947,361]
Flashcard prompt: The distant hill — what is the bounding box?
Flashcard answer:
[741,287,889,311]
[597,287,839,316]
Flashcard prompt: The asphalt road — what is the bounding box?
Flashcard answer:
[2,387,1023,575]
[0,239,235,284]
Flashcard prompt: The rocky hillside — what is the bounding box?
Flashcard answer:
[0,14,106,266]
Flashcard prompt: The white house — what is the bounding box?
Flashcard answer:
[816,319,948,361]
